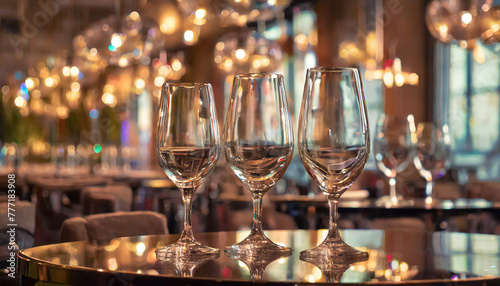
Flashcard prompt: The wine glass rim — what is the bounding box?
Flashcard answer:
[234,73,282,79]
[164,82,212,88]
[308,67,358,72]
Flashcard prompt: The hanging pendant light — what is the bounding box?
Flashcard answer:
[73,12,163,68]
[214,30,282,73]
[218,0,292,27]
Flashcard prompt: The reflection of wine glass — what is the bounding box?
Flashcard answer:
[155,83,221,259]
[374,114,416,206]
[224,73,294,256]
[156,252,219,277]
[227,251,291,281]
[301,253,368,283]
[413,122,451,204]
[298,67,370,260]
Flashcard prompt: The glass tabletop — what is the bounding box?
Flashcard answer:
[18,230,500,285]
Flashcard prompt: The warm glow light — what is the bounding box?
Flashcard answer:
[235,48,246,60]
[129,11,140,21]
[184,30,194,42]
[62,66,71,77]
[70,67,80,77]
[216,42,225,51]
[400,262,409,272]
[438,24,448,37]
[111,34,124,48]
[461,12,472,25]
[118,58,128,67]
[90,48,98,56]
[71,82,80,92]
[45,77,54,87]
[395,74,405,87]
[14,97,26,108]
[160,16,177,34]
[102,93,117,107]
[473,44,485,63]
[56,106,69,119]
[195,8,207,19]
[383,71,394,88]
[108,258,118,271]
[154,76,165,87]
[136,242,146,256]
[158,65,171,76]
[25,78,34,89]
[223,58,233,71]
[172,60,182,71]
[2,86,10,94]
[135,79,145,89]
[408,73,419,85]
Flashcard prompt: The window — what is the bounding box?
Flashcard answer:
[436,42,500,176]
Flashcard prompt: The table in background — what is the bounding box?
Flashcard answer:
[18,229,500,285]
[266,195,500,232]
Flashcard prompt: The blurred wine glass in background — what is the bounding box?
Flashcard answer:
[413,122,451,205]
[374,114,417,207]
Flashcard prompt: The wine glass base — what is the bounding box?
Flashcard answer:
[300,238,368,263]
[375,196,414,208]
[224,232,292,257]
[156,238,220,261]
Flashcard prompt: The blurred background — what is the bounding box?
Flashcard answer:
[1,0,500,245]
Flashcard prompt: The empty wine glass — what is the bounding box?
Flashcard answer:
[298,67,370,261]
[413,122,451,205]
[374,114,417,207]
[155,83,221,259]
[224,73,294,256]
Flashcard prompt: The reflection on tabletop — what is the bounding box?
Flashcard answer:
[19,229,500,284]
[225,249,292,281]
[156,252,219,277]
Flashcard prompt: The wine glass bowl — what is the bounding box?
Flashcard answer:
[413,122,451,204]
[374,114,416,206]
[155,82,221,259]
[298,67,370,260]
[224,73,294,256]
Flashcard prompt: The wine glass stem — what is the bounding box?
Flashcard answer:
[251,193,264,235]
[389,177,398,202]
[327,197,341,240]
[250,267,264,281]
[180,188,196,241]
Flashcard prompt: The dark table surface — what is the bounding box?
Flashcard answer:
[18,229,500,285]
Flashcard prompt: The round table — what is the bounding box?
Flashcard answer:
[18,229,500,285]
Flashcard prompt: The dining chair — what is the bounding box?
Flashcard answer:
[81,184,133,215]
[59,211,168,242]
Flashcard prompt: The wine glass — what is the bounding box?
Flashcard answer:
[373,114,417,207]
[155,83,221,259]
[298,67,370,261]
[413,122,451,205]
[224,73,294,256]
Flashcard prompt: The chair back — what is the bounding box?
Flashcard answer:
[59,211,168,242]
